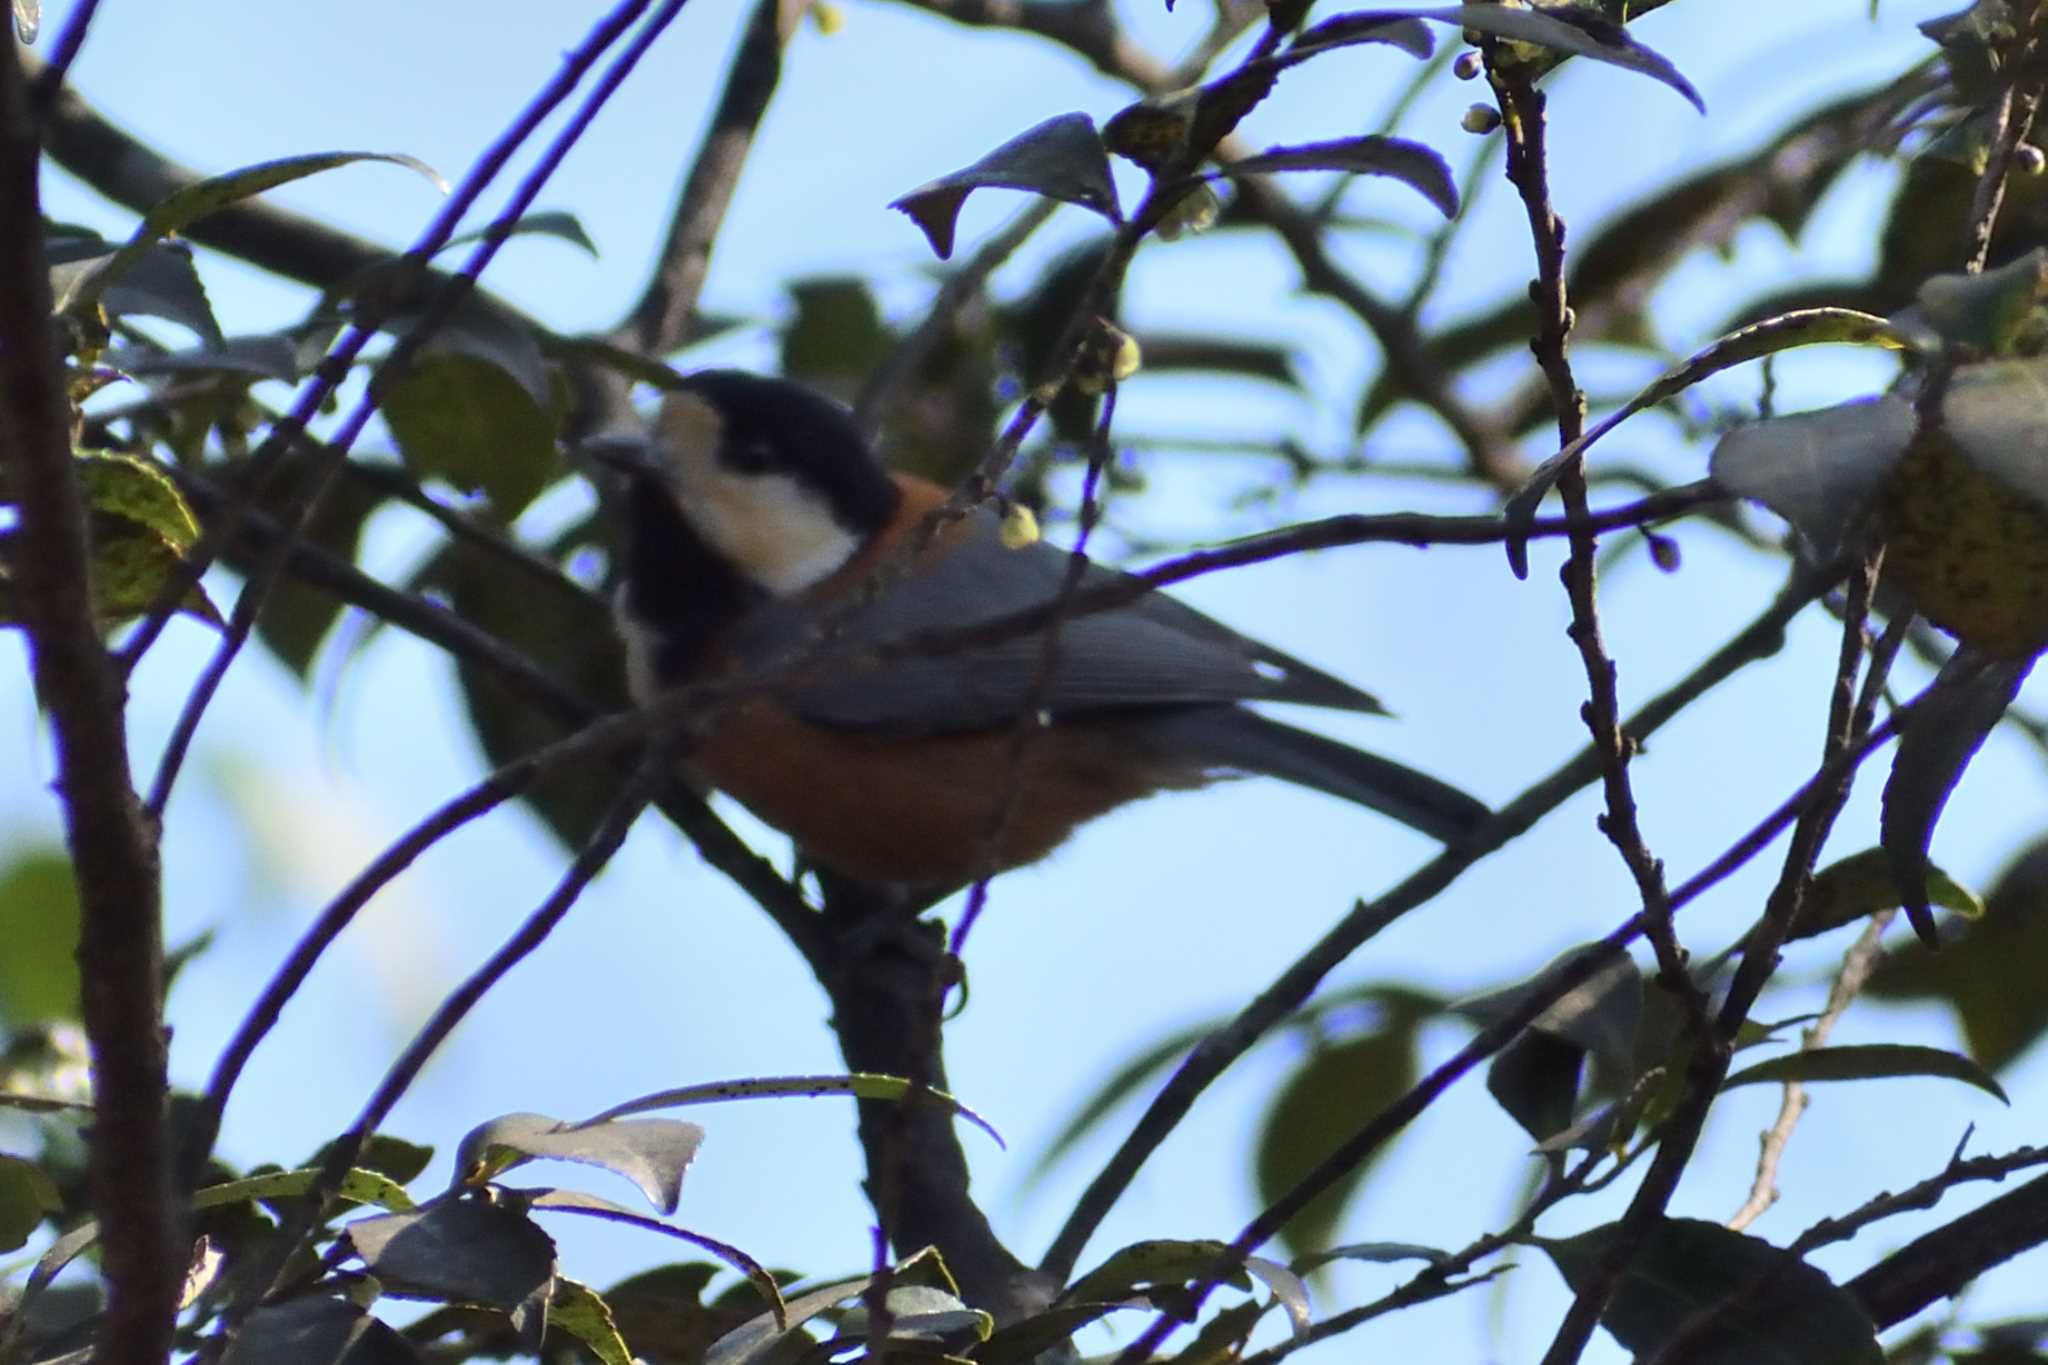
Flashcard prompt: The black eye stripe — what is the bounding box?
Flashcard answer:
[726,435,780,473]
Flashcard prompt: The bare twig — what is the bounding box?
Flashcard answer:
[1724,912,1891,1231]
[854,197,1058,437]
[1239,1145,1623,1365]
[1092,604,1942,1365]
[268,760,663,1300]
[1544,548,1890,1365]
[1039,568,1831,1284]
[1962,10,2046,274]
[26,0,100,116]
[612,0,804,357]
[0,42,179,1365]
[142,0,681,817]
[1491,55,1690,1014]
[192,707,659,1183]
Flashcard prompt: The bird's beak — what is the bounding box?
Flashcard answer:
[576,432,663,482]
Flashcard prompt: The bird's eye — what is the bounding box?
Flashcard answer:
[726,437,779,474]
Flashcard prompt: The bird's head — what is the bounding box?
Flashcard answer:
[589,370,903,597]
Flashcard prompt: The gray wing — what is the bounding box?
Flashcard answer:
[732,511,1387,735]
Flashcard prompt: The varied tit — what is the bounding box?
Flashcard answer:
[594,370,1488,892]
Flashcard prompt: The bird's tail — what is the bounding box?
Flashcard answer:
[1147,709,1490,844]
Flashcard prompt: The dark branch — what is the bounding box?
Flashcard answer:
[612,0,798,357]
[0,41,179,1365]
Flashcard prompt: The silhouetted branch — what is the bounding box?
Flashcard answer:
[0,41,178,1365]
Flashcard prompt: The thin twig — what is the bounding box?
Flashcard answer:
[1724,911,1891,1232]
[1239,1145,1624,1365]
[261,760,662,1306]
[854,197,1058,437]
[0,41,179,1365]
[190,706,661,1182]
[1038,568,1832,1284]
[611,0,803,357]
[26,0,100,116]
[1094,623,1942,1365]
[1544,548,1890,1365]
[1962,10,2046,274]
[141,0,681,818]
[1491,53,1691,1018]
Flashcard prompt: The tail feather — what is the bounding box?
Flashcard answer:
[1148,709,1489,844]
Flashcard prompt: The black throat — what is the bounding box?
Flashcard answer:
[617,476,765,687]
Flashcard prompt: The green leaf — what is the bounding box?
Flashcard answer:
[523,1188,784,1321]
[1539,1218,1882,1364]
[343,1199,557,1343]
[103,333,303,384]
[195,1165,418,1214]
[223,1296,425,1365]
[1290,12,1436,59]
[411,531,624,850]
[199,451,389,677]
[46,232,221,343]
[0,1154,61,1253]
[1068,1239,1255,1304]
[781,276,893,391]
[1938,357,2048,515]
[1255,1024,1418,1264]
[891,113,1120,259]
[1792,847,1985,943]
[704,1273,870,1365]
[1459,944,1641,1082]
[1868,835,2048,1072]
[1883,655,2034,945]
[1422,3,1704,111]
[581,1073,1004,1149]
[1215,137,1456,217]
[975,1303,1142,1364]
[454,1112,704,1213]
[548,1277,633,1365]
[833,1283,992,1347]
[53,151,447,322]
[379,352,560,519]
[1293,1241,1449,1274]
[1708,395,1916,563]
[0,848,81,1027]
[76,452,200,550]
[1508,308,1910,575]
[438,210,598,259]
[307,1132,437,1188]
[1900,249,2048,354]
[1723,1043,2008,1103]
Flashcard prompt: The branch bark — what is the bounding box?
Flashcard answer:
[0,40,179,1365]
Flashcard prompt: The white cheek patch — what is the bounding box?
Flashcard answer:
[654,389,864,596]
[683,469,863,596]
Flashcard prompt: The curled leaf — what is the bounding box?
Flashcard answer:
[1217,136,1456,217]
[1710,395,1915,562]
[1540,1219,1880,1363]
[891,113,1119,259]
[1423,3,1704,112]
[54,151,446,322]
[1882,651,2035,945]
[455,1111,703,1214]
[1792,847,1984,944]
[1290,12,1436,59]
[1723,1043,2008,1103]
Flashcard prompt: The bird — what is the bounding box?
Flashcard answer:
[593,369,1488,892]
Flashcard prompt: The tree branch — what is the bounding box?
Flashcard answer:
[0,40,179,1365]
[611,0,804,357]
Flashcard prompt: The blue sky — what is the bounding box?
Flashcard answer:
[8,1,2045,1360]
